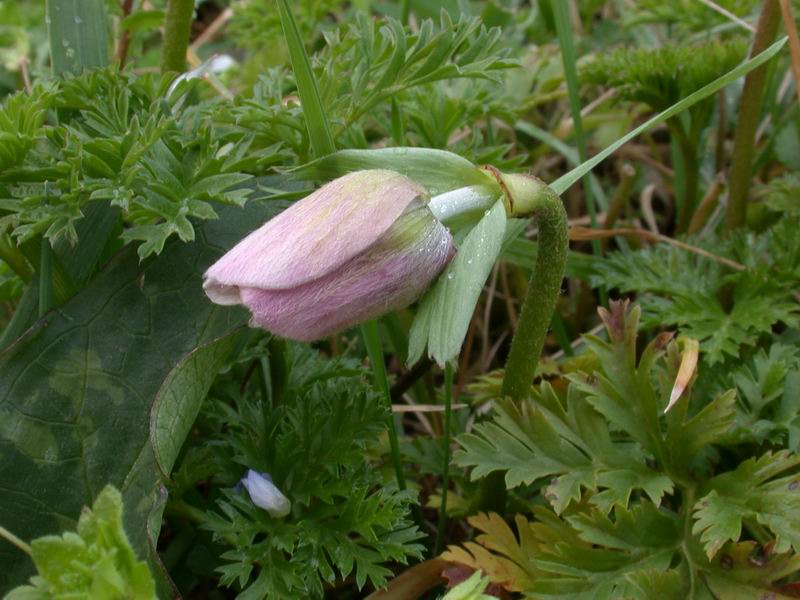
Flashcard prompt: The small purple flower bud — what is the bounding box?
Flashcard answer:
[203,170,455,340]
[240,470,291,517]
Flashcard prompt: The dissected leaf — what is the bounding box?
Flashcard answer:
[693,451,800,559]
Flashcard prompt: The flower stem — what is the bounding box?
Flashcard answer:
[726,0,782,231]
[362,320,406,490]
[434,363,453,556]
[500,181,569,401]
[0,525,31,556]
[160,0,194,74]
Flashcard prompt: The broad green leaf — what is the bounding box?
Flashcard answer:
[408,199,506,366]
[277,0,335,157]
[150,332,240,478]
[289,147,498,197]
[551,37,788,195]
[46,0,109,75]
[0,201,277,590]
[693,450,800,559]
[5,486,156,599]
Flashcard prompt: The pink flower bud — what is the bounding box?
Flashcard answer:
[203,170,455,340]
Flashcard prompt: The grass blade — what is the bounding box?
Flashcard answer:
[551,36,788,195]
[551,0,600,223]
[550,0,606,303]
[276,0,336,157]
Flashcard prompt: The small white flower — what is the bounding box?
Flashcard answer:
[240,470,291,518]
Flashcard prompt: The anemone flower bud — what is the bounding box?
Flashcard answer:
[203,170,454,340]
[240,470,291,517]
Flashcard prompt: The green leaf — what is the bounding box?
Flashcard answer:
[202,353,424,597]
[455,383,672,515]
[120,10,165,33]
[150,332,240,479]
[408,199,506,366]
[725,346,800,449]
[46,0,109,75]
[276,0,335,157]
[0,201,277,589]
[551,36,788,195]
[289,147,497,197]
[704,541,800,600]
[5,486,156,599]
[531,504,682,599]
[592,240,799,364]
[625,569,686,600]
[693,450,800,559]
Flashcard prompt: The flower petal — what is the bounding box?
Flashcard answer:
[241,470,291,518]
[240,205,454,341]
[203,170,426,298]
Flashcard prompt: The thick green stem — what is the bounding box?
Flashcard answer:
[160,0,194,74]
[498,175,569,401]
[726,0,781,231]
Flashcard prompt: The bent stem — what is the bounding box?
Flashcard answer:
[499,178,569,401]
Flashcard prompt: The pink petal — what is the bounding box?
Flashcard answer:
[239,205,454,341]
[203,170,426,300]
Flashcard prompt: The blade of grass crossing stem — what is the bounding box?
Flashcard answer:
[551,0,607,306]
[551,36,788,196]
[362,320,406,491]
[434,363,454,556]
[46,0,109,75]
[276,0,335,157]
